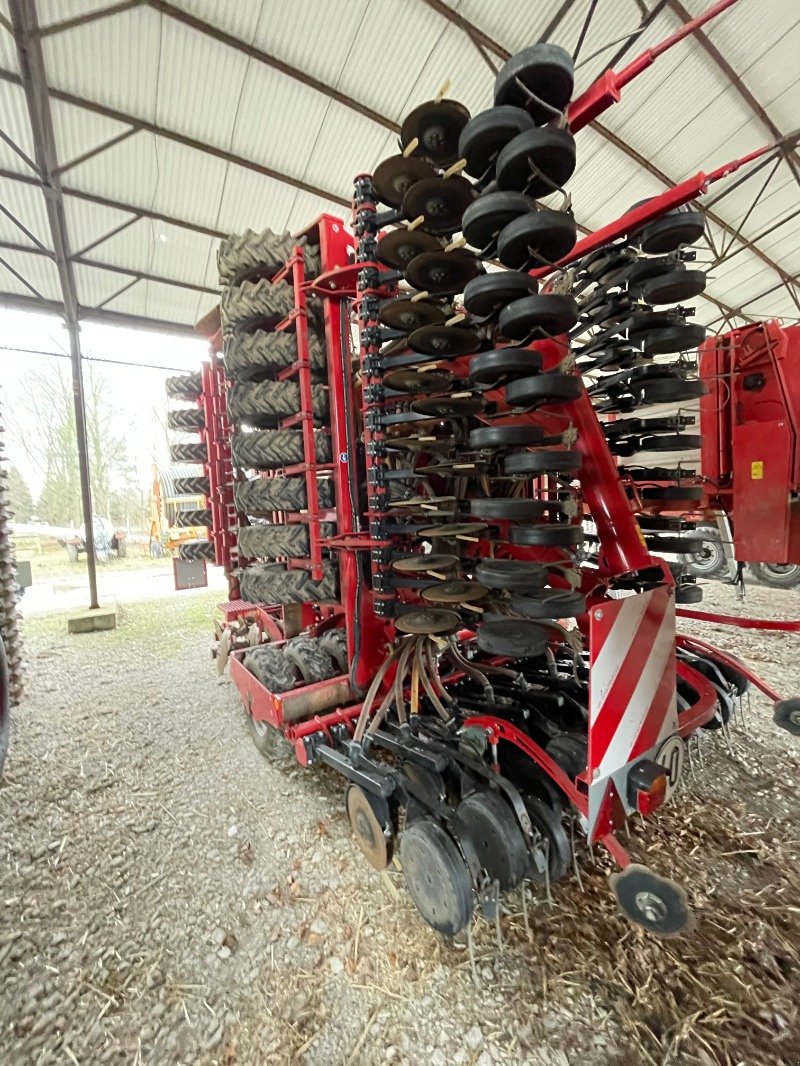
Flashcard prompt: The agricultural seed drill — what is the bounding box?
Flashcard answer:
[165,21,800,938]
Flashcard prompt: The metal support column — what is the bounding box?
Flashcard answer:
[9,0,99,608]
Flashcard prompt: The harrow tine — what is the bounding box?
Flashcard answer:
[521,881,532,939]
[467,921,478,986]
[686,735,697,779]
[494,903,504,951]
[570,819,584,892]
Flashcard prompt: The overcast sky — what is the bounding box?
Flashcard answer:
[0,307,208,500]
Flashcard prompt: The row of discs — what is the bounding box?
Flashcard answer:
[373,46,588,653]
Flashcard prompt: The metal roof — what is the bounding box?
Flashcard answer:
[1,0,799,338]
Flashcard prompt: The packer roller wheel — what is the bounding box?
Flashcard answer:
[399,819,473,936]
[458,106,535,178]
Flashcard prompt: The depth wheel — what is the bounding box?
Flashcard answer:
[346,785,394,870]
[610,864,694,938]
[399,819,473,936]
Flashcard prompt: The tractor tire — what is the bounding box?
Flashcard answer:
[168,407,205,431]
[234,476,334,514]
[178,539,214,561]
[240,561,339,605]
[678,526,728,579]
[173,476,209,496]
[224,330,326,380]
[284,637,337,685]
[231,429,331,469]
[749,562,800,589]
[237,523,334,560]
[170,442,207,464]
[221,278,294,332]
[176,509,212,527]
[165,371,202,399]
[244,643,296,693]
[319,628,348,674]
[227,380,328,428]
[218,228,320,286]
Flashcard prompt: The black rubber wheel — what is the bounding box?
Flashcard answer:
[175,508,211,527]
[456,790,529,891]
[458,106,536,178]
[468,346,542,385]
[639,377,707,404]
[405,250,483,296]
[509,523,584,548]
[399,819,473,936]
[496,209,577,270]
[400,98,471,167]
[0,637,9,776]
[376,227,441,269]
[509,589,586,618]
[626,256,676,287]
[522,794,572,882]
[172,475,209,496]
[639,268,707,305]
[225,331,326,381]
[463,272,538,317]
[644,535,707,554]
[494,42,574,123]
[632,323,707,357]
[284,637,337,684]
[240,562,338,606]
[749,562,800,589]
[408,324,481,357]
[505,448,582,475]
[611,864,693,937]
[402,175,476,235]
[373,154,437,208]
[165,371,202,399]
[378,297,448,332]
[469,424,544,449]
[635,208,706,254]
[168,407,204,431]
[234,476,333,515]
[495,127,577,197]
[231,429,331,469]
[546,734,587,778]
[773,699,800,737]
[461,190,534,251]
[468,498,548,521]
[170,441,207,464]
[228,380,328,428]
[244,643,296,693]
[675,583,703,604]
[477,616,550,657]
[499,293,579,339]
[475,558,548,591]
[505,373,582,409]
[319,629,348,674]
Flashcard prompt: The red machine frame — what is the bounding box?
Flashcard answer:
[186,0,795,901]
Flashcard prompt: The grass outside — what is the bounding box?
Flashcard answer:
[21,589,221,657]
[17,547,169,582]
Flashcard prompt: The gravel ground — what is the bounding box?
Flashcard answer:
[2,580,799,1065]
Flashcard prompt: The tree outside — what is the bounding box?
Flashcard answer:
[4,465,34,522]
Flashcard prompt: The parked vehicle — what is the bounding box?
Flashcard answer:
[61,517,127,562]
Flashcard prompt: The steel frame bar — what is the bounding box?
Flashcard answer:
[0,289,196,336]
[95,275,140,309]
[716,154,782,261]
[0,202,48,250]
[0,67,350,209]
[70,214,141,259]
[0,128,39,173]
[0,238,217,294]
[54,126,139,176]
[677,633,782,702]
[0,253,43,297]
[0,166,229,241]
[8,0,99,609]
[35,0,146,38]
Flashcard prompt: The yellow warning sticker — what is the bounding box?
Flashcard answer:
[751,461,764,480]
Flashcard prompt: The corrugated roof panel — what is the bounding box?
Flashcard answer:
[336,1,452,120]
[0,248,62,301]
[73,261,138,310]
[286,190,346,235]
[63,196,134,255]
[251,0,369,89]
[212,166,298,236]
[173,0,265,42]
[41,5,161,118]
[36,0,114,25]
[763,75,800,134]
[300,103,388,198]
[90,273,148,319]
[153,17,248,149]
[88,221,216,289]
[50,98,131,174]
[143,279,206,324]
[229,63,330,188]
[67,132,230,229]
[0,178,52,248]
[0,82,38,175]
[0,0,17,70]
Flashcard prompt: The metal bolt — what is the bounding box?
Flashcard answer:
[594,609,603,620]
